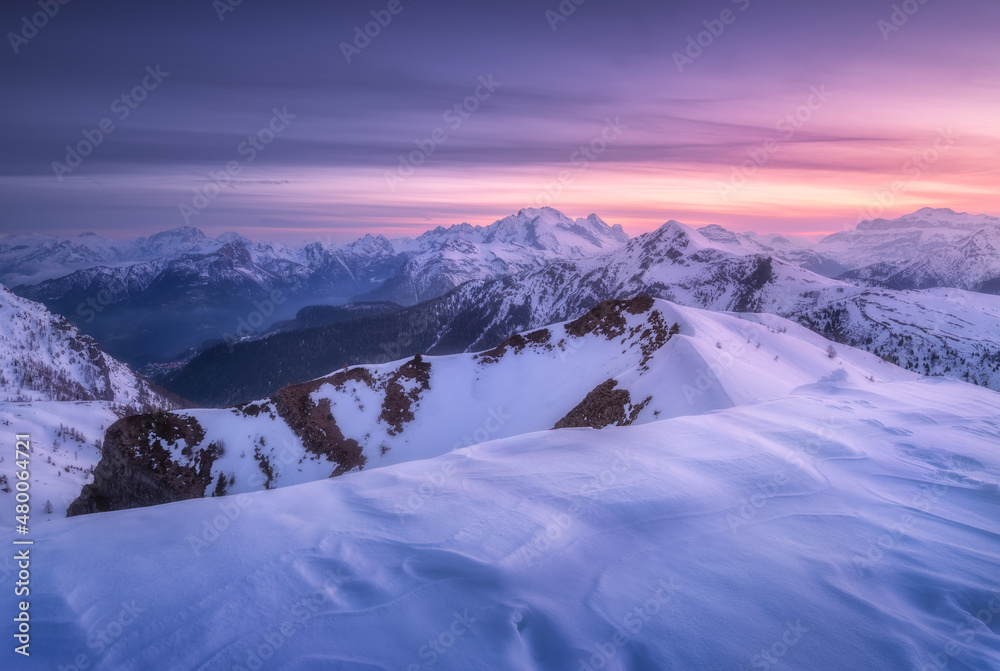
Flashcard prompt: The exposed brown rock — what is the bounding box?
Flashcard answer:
[270,367,376,476]
[638,310,681,369]
[565,296,655,340]
[475,328,553,364]
[68,412,216,516]
[553,379,653,430]
[379,356,432,435]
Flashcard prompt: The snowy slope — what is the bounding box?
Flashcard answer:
[69,297,916,513]
[792,287,1000,389]
[4,373,999,669]
[0,284,176,409]
[0,401,121,531]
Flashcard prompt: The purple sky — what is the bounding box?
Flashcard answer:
[1,0,998,242]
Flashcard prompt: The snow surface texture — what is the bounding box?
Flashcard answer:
[2,374,999,669]
[109,299,916,502]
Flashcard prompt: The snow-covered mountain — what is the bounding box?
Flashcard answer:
[694,207,1000,284]
[357,208,628,304]
[164,215,1000,406]
[696,224,846,276]
[426,221,1000,390]
[70,297,915,514]
[10,208,629,365]
[841,224,1000,293]
[0,284,177,408]
[436,219,842,331]
[820,207,1000,271]
[8,316,1000,669]
[14,239,314,366]
[0,226,238,286]
[0,285,180,526]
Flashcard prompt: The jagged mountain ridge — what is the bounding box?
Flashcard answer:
[11,208,629,365]
[840,224,1000,293]
[162,217,1000,407]
[70,296,914,515]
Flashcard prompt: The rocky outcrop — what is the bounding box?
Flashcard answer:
[553,379,652,430]
[68,413,216,516]
[564,295,655,339]
[271,368,375,476]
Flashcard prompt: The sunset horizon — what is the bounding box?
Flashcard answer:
[3,0,997,242]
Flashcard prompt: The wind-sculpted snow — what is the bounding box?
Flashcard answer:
[70,298,915,513]
[5,373,999,669]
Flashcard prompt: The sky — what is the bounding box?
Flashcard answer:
[1,0,998,242]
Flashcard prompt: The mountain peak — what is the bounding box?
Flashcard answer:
[856,208,1000,232]
[148,226,207,241]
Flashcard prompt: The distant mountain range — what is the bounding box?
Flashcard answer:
[6,208,628,365]
[6,205,1000,396]
[163,213,1000,407]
